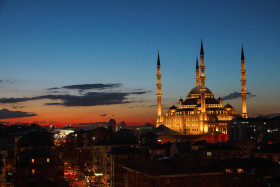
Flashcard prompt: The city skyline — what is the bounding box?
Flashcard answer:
[0,0,280,126]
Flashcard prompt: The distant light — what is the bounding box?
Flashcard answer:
[237,168,244,173]
[95,173,103,176]
[225,169,232,173]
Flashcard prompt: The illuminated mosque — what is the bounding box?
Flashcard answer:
[156,41,248,135]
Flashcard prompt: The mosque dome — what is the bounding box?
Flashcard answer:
[224,104,233,108]
[188,86,213,95]
[169,105,178,110]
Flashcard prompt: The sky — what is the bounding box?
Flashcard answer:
[0,0,279,126]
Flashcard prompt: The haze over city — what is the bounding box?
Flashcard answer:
[0,0,280,126]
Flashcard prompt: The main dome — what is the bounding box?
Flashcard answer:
[188,86,213,95]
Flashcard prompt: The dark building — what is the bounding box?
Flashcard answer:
[198,143,243,161]
[123,157,280,187]
[228,116,280,143]
[109,119,117,132]
[116,121,127,131]
[252,142,280,163]
[14,148,64,187]
[104,146,145,187]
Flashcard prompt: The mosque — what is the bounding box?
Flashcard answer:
[156,41,248,135]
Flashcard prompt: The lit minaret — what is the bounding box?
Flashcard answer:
[156,51,162,126]
[240,45,248,118]
[199,40,206,113]
[195,57,200,87]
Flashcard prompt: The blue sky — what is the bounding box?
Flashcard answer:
[0,0,279,124]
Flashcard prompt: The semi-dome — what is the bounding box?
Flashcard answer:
[169,105,178,110]
[188,86,213,95]
[224,104,233,108]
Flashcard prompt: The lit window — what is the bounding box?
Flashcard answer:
[237,168,244,173]
[32,169,35,175]
[47,158,50,163]
[75,134,77,137]
[225,169,232,173]
[206,152,212,157]
[92,136,95,140]
[31,159,34,164]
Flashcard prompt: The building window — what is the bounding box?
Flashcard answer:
[32,169,35,175]
[92,136,95,140]
[206,152,212,157]
[237,168,244,173]
[225,169,233,173]
[31,159,35,164]
[47,158,50,163]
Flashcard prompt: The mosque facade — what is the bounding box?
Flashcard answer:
[156,41,248,135]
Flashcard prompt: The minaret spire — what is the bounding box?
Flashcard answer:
[200,39,204,55]
[157,50,160,65]
[241,45,245,60]
[195,57,200,87]
[199,39,206,113]
[156,51,163,126]
[240,45,248,118]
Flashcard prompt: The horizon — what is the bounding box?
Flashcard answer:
[0,0,280,127]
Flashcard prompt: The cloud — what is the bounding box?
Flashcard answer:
[128,106,139,108]
[148,104,157,108]
[45,102,62,105]
[12,106,25,109]
[162,107,170,110]
[222,92,256,101]
[0,91,149,107]
[48,87,59,90]
[47,90,70,94]
[0,80,15,84]
[48,83,122,92]
[100,114,107,117]
[0,109,36,119]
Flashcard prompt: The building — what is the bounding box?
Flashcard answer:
[252,142,280,163]
[123,157,280,187]
[14,147,64,187]
[116,121,127,131]
[228,116,280,143]
[103,146,145,187]
[156,42,248,135]
[109,119,117,132]
[92,140,139,180]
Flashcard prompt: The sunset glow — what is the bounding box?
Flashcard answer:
[0,0,280,127]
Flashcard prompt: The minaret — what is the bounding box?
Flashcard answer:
[195,57,200,87]
[240,45,248,118]
[218,96,222,106]
[156,51,163,126]
[199,40,206,114]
